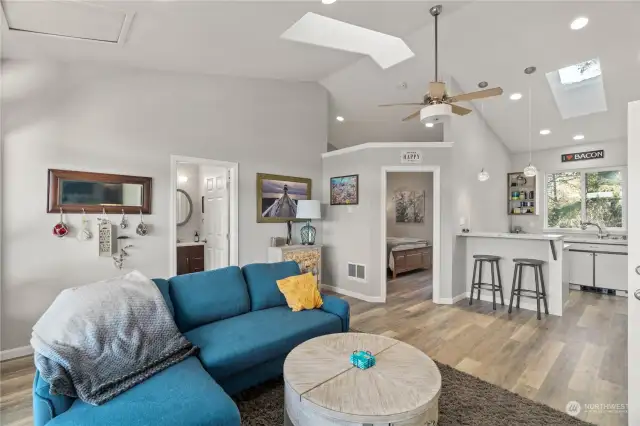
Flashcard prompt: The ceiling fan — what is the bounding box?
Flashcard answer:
[379,5,503,122]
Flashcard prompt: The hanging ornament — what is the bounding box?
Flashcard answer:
[120,210,129,229]
[523,67,537,177]
[52,208,70,238]
[136,210,149,236]
[77,208,93,241]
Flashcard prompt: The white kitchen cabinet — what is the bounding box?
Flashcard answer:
[569,250,594,286]
[595,252,628,291]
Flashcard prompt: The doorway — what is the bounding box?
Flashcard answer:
[170,155,238,277]
[381,166,441,303]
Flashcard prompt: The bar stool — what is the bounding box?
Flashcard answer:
[508,258,549,320]
[469,255,504,310]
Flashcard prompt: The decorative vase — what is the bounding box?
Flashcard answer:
[300,220,316,245]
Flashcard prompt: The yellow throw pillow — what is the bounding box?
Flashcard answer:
[276,272,323,312]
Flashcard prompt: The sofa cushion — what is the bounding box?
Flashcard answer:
[48,357,240,426]
[151,278,175,317]
[242,261,300,311]
[185,306,341,381]
[169,266,250,332]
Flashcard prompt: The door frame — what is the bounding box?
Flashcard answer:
[169,155,239,277]
[380,165,441,303]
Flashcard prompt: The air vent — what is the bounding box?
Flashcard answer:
[347,262,366,282]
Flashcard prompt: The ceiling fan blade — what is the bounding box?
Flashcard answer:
[379,103,424,107]
[402,110,422,122]
[428,82,446,100]
[448,87,503,103]
[450,104,472,116]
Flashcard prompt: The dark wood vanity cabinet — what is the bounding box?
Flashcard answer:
[177,245,205,275]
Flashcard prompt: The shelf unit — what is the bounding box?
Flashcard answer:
[507,172,538,216]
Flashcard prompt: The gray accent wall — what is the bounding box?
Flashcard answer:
[1,60,328,351]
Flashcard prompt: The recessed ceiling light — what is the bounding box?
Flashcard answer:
[322,0,337,4]
[510,93,523,101]
[336,116,345,122]
[425,123,434,128]
[540,129,551,135]
[573,134,585,140]
[570,17,589,31]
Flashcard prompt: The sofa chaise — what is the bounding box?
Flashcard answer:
[32,261,350,426]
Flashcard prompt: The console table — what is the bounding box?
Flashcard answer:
[268,245,322,286]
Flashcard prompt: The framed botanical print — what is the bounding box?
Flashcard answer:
[330,174,359,205]
[257,173,312,223]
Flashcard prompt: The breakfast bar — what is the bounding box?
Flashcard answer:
[456,232,568,316]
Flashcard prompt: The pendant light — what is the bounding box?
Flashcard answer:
[477,82,490,182]
[523,67,537,177]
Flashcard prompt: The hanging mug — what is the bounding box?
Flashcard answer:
[77,209,93,241]
[53,208,70,238]
[136,210,149,236]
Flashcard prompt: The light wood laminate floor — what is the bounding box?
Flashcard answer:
[0,270,627,426]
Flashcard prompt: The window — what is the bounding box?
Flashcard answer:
[558,58,601,85]
[546,168,625,230]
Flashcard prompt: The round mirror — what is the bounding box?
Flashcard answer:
[176,189,193,226]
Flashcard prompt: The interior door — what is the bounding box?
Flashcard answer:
[202,168,229,271]
[628,100,639,423]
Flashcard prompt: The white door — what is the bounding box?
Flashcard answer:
[202,168,229,271]
[628,100,639,423]
[568,251,594,286]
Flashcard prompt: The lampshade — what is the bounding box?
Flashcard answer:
[296,200,321,220]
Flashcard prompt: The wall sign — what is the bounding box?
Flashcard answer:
[561,149,604,163]
[401,150,423,164]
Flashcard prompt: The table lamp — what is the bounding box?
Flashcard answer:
[296,200,321,245]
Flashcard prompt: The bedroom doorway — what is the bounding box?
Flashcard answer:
[381,166,440,303]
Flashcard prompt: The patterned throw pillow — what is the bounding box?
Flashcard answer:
[276,273,323,312]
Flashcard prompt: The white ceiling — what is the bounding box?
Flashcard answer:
[323,1,640,151]
[2,1,639,153]
[1,0,433,82]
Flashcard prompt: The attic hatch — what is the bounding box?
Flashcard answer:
[546,58,607,119]
[0,0,134,44]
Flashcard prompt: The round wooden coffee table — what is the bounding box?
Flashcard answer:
[283,333,441,426]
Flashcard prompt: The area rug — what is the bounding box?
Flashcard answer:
[234,360,592,426]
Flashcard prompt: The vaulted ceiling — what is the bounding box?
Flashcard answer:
[2,0,639,153]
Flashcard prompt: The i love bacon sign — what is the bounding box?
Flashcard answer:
[561,149,604,163]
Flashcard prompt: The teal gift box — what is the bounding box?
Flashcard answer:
[350,350,376,370]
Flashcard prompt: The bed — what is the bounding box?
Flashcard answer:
[387,237,433,279]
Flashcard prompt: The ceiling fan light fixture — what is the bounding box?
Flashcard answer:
[571,17,589,30]
[477,168,490,182]
[420,104,452,125]
[510,93,523,101]
[425,122,435,128]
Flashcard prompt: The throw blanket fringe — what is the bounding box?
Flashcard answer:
[31,271,197,405]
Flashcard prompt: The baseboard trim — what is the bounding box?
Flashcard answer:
[0,345,33,361]
[321,284,385,303]
[438,293,467,304]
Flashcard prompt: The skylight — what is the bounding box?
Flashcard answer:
[280,13,414,70]
[558,59,601,85]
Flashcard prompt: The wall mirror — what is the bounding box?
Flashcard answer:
[176,189,193,226]
[48,169,152,213]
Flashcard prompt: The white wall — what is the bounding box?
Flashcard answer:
[510,138,627,233]
[1,60,328,351]
[176,162,201,242]
[386,172,433,242]
[330,120,443,148]
[322,145,454,300]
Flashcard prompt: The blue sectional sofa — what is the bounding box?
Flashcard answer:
[32,261,350,426]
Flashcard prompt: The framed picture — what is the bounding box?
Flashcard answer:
[394,190,425,223]
[330,174,359,205]
[257,173,312,223]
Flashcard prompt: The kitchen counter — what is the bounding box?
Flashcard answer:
[456,232,567,316]
[564,236,628,246]
[457,232,564,241]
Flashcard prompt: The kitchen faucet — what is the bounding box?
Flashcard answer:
[580,221,608,239]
